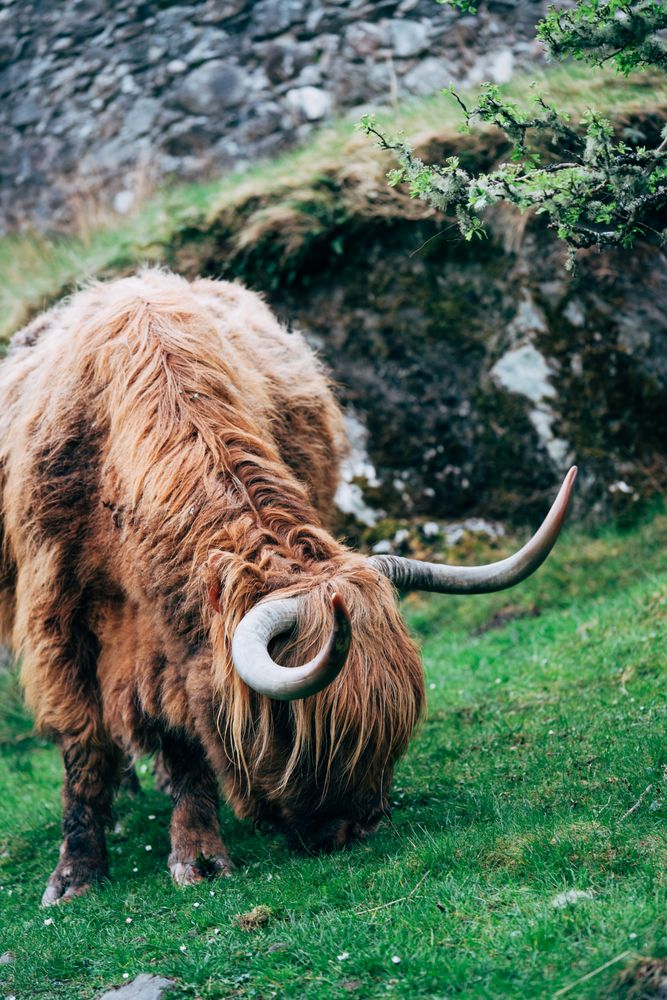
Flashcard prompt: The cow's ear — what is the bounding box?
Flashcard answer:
[208,581,222,614]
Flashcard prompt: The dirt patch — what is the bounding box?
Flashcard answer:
[234,905,273,932]
[474,604,541,636]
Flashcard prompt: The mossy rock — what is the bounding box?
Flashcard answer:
[165,114,667,530]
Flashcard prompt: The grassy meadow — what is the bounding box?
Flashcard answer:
[1,59,666,1000]
[0,507,665,999]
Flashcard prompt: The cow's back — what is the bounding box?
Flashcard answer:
[0,271,345,653]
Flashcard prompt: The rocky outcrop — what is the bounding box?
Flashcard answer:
[1,0,549,231]
[282,221,667,543]
[165,122,667,544]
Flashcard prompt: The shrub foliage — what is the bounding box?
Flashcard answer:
[360,0,667,264]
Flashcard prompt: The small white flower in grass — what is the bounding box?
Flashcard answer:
[179,944,187,953]
[209,891,215,897]
[214,928,220,935]
[125,917,132,924]
[337,952,350,961]
[551,889,593,909]
[629,932,638,940]
[193,902,200,908]
[145,845,152,852]
[148,815,156,820]
[122,973,129,979]
[139,764,147,774]
[132,867,138,873]
[43,917,54,926]
[391,955,401,964]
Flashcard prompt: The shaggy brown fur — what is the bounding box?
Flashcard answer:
[0,270,424,901]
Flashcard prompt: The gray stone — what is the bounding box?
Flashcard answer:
[153,6,202,35]
[491,344,556,403]
[86,134,148,170]
[402,56,456,96]
[193,0,248,24]
[120,74,138,95]
[305,8,331,33]
[11,96,41,127]
[389,18,430,58]
[120,97,160,141]
[507,292,549,337]
[346,21,389,58]
[295,63,323,87]
[0,60,31,97]
[263,43,310,85]
[234,100,284,142]
[285,85,332,121]
[468,46,515,86]
[112,21,146,43]
[251,0,306,38]
[175,60,246,114]
[98,974,174,1000]
[184,28,230,64]
[162,117,219,156]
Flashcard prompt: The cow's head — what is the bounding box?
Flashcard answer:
[218,468,576,851]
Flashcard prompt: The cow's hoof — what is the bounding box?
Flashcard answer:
[41,859,106,906]
[169,854,233,886]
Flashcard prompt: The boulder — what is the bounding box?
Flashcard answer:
[98,975,173,1000]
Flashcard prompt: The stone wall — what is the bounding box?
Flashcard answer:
[1,0,548,231]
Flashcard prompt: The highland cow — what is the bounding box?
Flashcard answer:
[0,270,575,905]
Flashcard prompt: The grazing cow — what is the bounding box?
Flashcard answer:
[0,270,575,904]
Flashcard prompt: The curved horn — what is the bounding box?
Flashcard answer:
[370,466,577,594]
[231,592,352,701]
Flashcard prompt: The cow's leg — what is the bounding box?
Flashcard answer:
[160,732,232,886]
[14,539,121,904]
[42,739,122,906]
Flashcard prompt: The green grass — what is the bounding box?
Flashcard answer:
[2,64,666,345]
[1,508,665,999]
